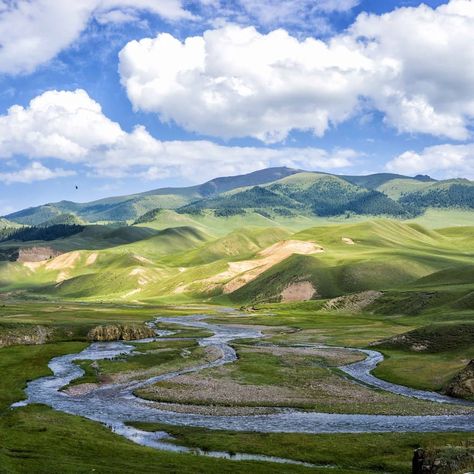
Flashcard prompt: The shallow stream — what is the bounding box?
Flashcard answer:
[12,313,474,465]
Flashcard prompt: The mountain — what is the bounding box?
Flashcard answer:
[180,172,409,218]
[4,167,474,226]
[0,218,19,229]
[341,172,435,190]
[1,164,473,303]
[5,167,299,225]
[398,179,474,209]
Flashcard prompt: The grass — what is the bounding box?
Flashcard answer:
[0,334,469,473]
[2,218,473,304]
[136,341,471,416]
[0,341,87,410]
[70,339,210,387]
[0,298,472,472]
[373,348,474,392]
[375,323,474,353]
[130,422,474,474]
[205,300,474,403]
[0,337,317,473]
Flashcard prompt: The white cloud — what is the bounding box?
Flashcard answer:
[119,26,370,142]
[0,89,123,160]
[0,89,359,183]
[0,162,75,184]
[0,0,192,74]
[348,1,474,140]
[387,144,474,179]
[315,0,360,13]
[120,1,474,142]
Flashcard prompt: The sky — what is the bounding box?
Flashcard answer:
[0,0,473,215]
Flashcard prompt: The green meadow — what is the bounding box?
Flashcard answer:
[0,210,473,473]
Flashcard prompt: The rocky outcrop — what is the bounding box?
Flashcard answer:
[445,360,474,400]
[323,290,383,313]
[412,445,474,473]
[17,246,62,262]
[280,281,317,302]
[87,324,156,341]
[0,325,53,347]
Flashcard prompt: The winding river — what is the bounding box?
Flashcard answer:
[11,312,474,465]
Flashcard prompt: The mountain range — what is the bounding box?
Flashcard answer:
[5,167,473,225]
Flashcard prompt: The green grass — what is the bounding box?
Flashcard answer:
[376,178,433,200]
[375,323,474,353]
[130,422,474,474]
[0,338,317,473]
[0,341,88,410]
[0,298,472,472]
[137,340,470,415]
[373,348,474,392]
[2,218,473,304]
[1,406,317,474]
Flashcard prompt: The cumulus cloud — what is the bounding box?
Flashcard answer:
[0,162,75,184]
[0,89,358,183]
[0,89,123,161]
[119,0,474,142]
[0,0,192,74]
[119,26,370,142]
[387,144,474,179]
[349,1,474,140]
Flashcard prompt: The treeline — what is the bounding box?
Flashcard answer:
[176,180,417,218]
[313,190,413,217]
[134,208,162,224]
[0,224,84,243]
[179,186,301,215]
[399,184,474,209]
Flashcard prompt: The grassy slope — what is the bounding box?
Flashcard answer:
[131,422,474,474]
[1,218,473,304]
[229,220,474,304]
[376,178,433,200]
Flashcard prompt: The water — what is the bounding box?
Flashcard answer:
[11,313,474,465]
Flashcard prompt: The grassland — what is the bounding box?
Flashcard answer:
[130,422,474,474]
[68,338,217,388]
[1,214,473,472]
[136,341,471,415]
[0,300,472,473]
[2,217,473,306]
[0,303,312,473]
[0,294,472,472]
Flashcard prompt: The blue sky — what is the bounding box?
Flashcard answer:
[0,0,473,214]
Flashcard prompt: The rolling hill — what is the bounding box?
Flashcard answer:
[1,214,472,306]
[5,167,299,225]
[1,167,473,305]
[5,167,473,225]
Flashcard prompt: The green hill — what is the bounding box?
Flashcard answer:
[178,173,411,218]
[5,167,299,225]
[5,168,474,225]
[1,167,473,304]
[376,178,434,200]
[2,215,471,305]
[399,179,474,209]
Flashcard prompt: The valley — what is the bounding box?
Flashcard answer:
[1,168,473,473]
